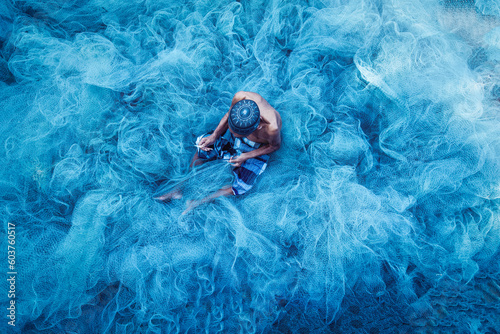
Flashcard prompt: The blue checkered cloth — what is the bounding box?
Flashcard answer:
[196,129,269,195]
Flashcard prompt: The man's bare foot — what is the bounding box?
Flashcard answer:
[182,200,200,215]
[154,189,182,202]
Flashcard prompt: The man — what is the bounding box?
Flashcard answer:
[155,91,282,213]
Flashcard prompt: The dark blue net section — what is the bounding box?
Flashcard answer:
[1,0,500,333]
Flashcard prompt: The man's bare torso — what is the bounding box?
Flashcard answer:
[232,91,282,144]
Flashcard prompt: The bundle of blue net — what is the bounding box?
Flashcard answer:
[1,0,500,333]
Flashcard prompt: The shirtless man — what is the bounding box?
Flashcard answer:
[155,91,282,213]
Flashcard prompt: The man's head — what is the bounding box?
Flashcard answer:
[228,99,260,137]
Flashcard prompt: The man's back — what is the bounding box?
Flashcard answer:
[232,91,282,145]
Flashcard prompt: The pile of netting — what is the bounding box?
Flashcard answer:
[1,0,499,332]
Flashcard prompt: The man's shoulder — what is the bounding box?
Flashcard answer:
[234,91,261,101]
[263,125,281,146]
[266,124,279,133]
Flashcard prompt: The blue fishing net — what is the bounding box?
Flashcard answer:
[1,0,499,333]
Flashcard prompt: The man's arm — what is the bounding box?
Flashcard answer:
[211,111,229,139]
[246,129,281,158]
[229,129,281,167]
[199,93,246,150]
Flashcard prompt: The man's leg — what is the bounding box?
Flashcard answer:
[182,185,234,214]
[182,153,268,213]
[190,151,205,168]
[154,151,208,201]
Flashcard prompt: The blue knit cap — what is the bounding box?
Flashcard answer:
[228,99,260,136]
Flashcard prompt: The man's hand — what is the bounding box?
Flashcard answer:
[198,135,216,151]
[229,153,248,168]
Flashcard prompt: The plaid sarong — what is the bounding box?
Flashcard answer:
[196,130,269,195]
